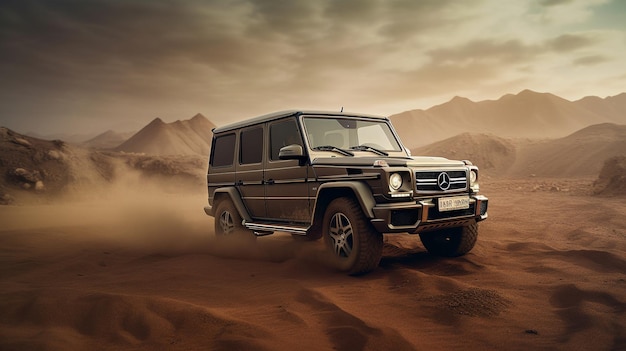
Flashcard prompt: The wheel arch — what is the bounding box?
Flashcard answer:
[212,187,252,222]
[308,181,376,236]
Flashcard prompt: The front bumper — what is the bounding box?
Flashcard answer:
[370,194,488,234]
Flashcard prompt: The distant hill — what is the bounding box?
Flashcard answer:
[507,123,626,178]
[115,113,216,156]
[414,123,626,179]
[82,130,135,149]
[412,133,516,177]
[0,126,130,203]
[390,90,626,149]
[0,126,207,204]
[25,131,99,144]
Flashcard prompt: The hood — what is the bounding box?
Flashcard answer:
[406,156,466,167]
[311,156,466,168]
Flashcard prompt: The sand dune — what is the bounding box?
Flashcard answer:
[1,180,625,350]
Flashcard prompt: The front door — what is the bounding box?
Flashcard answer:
[264,118,311,223]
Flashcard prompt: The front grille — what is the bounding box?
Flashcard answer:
[415,170,467,193]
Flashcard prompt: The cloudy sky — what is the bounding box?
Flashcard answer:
[1,0,625,135]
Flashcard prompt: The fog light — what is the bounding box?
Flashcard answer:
[480,200,488,215]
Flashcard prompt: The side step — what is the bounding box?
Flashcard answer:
[244,221,309,236]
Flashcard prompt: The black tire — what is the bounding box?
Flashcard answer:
[214,199,254,240]
[322,197,383,275]
[419,222,478,257]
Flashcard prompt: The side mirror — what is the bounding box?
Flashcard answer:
[279,144,306,160]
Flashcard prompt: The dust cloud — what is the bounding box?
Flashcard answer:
[0,168,332,267]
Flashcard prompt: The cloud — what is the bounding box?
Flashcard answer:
[0,0,624,134]
[426,39,542,66]
[539,0,574,6]
[547,33,596,52]
[1,1,265,79]
[573,54,609,65]
[533,0,610,25]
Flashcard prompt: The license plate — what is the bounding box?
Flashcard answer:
[438,196,470,212]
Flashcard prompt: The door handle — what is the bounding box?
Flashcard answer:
[235,180,243,186]
[266,179,275,185]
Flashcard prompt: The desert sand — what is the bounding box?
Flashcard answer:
[1,176,625,351]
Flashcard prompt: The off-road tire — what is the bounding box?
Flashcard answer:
[214,199,254,240]
[322,197,383,275]
[419,222,478,257]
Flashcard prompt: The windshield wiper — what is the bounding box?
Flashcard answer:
[349,145,388,156]
[312,145,354,156]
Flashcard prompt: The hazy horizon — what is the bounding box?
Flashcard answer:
[1,0,625,135]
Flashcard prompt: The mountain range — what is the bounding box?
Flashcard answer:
[19,89,626,157]
[2,90,626,203]
[390,89,626,149]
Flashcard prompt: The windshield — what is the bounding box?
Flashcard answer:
[302,117,402,153]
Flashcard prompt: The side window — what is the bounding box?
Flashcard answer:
[211,133,236,167]
[270,119,302,161]
[240,126,263,164]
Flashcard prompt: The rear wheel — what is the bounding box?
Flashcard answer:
[419,222,478,257]
[322,197,382,275]
[214,199,255,240]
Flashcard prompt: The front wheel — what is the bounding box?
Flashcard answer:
[322,197,383,275]
[419,222,478,257]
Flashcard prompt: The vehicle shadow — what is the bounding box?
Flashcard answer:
[379,239,485,277]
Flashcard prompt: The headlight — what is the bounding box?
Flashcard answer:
[469,168,480,192]
[469,170,478,185]
[389,173,403,190]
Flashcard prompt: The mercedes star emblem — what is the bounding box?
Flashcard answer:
[437,172,451,190]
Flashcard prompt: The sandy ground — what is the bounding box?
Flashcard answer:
[1,179,625,351]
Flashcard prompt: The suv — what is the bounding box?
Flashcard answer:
[205,110,488,274]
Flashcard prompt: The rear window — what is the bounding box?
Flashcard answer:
[211,133,236,167]
[240,127,263,164]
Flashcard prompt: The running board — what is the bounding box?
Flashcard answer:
[244,222,309,236]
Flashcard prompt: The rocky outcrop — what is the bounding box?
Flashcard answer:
[593,156,626,196]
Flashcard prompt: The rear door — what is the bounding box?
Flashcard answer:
[235,125,266,219]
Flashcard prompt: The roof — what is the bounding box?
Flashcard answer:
[212,110,388,134]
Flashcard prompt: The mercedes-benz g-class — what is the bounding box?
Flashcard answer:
[205,110,488,274]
